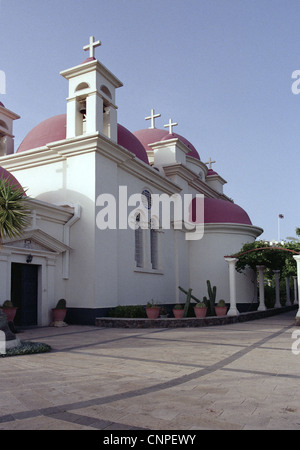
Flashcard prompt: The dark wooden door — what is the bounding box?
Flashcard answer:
[11,263,38,326]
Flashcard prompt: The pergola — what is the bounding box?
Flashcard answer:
[224,248,300,319]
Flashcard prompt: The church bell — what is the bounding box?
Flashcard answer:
[79,100,86,115]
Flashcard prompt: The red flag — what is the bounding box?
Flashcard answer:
[278,214,284,219]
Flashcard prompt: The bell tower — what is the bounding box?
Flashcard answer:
[60,36,123,142]
[0,102,20,156]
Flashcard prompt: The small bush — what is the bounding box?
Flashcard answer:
[264,286,275,309]
[1,341,51,357]
[109,305,147,318]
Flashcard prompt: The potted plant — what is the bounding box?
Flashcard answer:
[173,304,184,318]
[215,299,227,316]
[194,301,207,318]
[1,300,18,322]
[52,298,67,322]
[145,300,161,319]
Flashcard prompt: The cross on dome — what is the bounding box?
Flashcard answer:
[205,157,216,170]
[145,109,161,129]
[164,118,178,134]
[83,36,101,58]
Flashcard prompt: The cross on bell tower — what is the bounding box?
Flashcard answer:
[61,36,123,142]
[83,36,101,58]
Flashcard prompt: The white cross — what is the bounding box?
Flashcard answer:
[145,109,161,129]
[83,36,101,58]
[205,157,216,170]
[164,118,178,134]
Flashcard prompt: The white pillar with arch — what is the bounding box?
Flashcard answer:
[224,257,239,316]
[292,256,300,319]
[257,265,266,311]
[293,275,298,305]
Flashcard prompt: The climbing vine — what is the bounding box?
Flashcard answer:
[231,239,300,279]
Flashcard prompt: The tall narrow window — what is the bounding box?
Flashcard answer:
[135,214,143,268]
[150,226,159,270]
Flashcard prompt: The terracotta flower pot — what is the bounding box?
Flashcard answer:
[52,308,67,322]
[173,308,184,318]
[215,306,227,316]
[194,306,207,318]
[146,307,161,319]
[2,307,18,322]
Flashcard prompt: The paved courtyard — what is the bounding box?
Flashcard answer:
[0,310,300,430]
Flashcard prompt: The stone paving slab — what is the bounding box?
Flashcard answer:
[0,310,300,430]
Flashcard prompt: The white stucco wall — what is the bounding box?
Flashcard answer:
[189,223,262,305]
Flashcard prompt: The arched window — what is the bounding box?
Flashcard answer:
[142,189,152,210]
[75,82,90,92]
[0,119,8,130]
[100,85,112,99]
[134,189,161,272]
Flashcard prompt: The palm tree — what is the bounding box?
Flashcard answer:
[0,176,29,243]
[286,227,300,242]
[0,175,29,352]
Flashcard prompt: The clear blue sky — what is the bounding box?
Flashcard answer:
[1,0,300,242]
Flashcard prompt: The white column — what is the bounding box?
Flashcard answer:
[224,257,239,316]
[86,93,103,134]
[66,98,78,138]
[257,265,266,311]
[292,256,300,319]
[108,106,118,142]
[273,270,281,308]
[285,276,291,306]
[293,275,298,305]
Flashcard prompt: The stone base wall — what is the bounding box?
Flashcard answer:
[96,305,297,328]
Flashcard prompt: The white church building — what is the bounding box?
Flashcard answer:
[0,37,263,326]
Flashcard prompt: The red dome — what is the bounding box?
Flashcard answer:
[17,114,149,164]
[133,128,200,160]
[0,166,25,195]
[17,114,67,153]
[191,197,252,225]
[117,124,149,165]
[207,168,218,176]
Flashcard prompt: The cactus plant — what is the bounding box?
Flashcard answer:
[52,299,67,325]
[2,300,14,308]
[194,301,207,308]
[203,280,217,316]
[194,301,207,318]
[215,299,227,316]
[55,299,67,309]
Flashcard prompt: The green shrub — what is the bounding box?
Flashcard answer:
[109,305,147,318]
[2,341,51,357]
[264,286,275,308]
